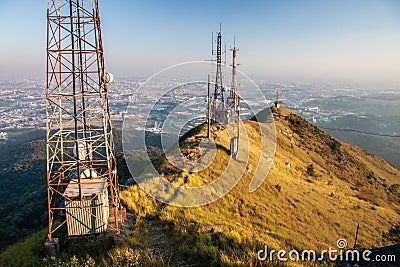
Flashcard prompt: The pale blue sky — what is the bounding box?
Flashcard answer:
[0,0,399,86]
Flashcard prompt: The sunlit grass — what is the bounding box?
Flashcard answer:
[2,107,399,266]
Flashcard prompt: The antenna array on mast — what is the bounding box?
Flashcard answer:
[210,25,228,125]
[228,37,240,124]
[207,26,241,159]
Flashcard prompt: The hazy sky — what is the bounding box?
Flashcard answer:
[0,0,400,86]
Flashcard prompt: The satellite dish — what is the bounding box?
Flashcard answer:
[102,72,114,84]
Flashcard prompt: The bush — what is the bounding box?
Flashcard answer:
[287,115,306,136]
[43,255,95,267]
[329,138,341,154]
[275,184,282,193]
[383,222,400,244]
[306,164,318,177]
[104,247,165,266]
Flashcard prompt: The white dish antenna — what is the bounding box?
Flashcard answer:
[102,72,114,84]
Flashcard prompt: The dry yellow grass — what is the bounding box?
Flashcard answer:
[120,107,400,265]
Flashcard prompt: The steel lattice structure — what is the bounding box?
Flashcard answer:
[228,43,240,124]
[46,0,120,243]
[227,42,240,159]
[211,28,227,125]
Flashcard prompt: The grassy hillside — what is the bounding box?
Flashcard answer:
[120,107,400,265]
[1,108,399,266]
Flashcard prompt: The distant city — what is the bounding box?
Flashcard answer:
[1,78,399,130]
[1,78,399,167]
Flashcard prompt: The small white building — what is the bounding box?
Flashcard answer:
[63,177,110,237]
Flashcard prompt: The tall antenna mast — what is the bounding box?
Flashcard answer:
[210,24,227,125]
[45,0,123,254]
[228,37,240,159]
[229,37,239,123]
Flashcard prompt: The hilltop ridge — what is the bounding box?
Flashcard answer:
[1,107,399,266]
[119,106,400,265]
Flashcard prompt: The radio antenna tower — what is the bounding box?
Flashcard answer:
[228,37,240,124]
[228,38,240,159]
[210,24,227,125]
[45,0,123,254]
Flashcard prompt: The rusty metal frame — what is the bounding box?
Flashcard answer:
[46,0,120,242]
[228,43,240,125]
[210,27,227,125]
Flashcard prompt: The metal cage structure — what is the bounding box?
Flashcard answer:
[45,0,121,245]
[227,42,240,159]
[228,43,239,125]
[210,27,228,125]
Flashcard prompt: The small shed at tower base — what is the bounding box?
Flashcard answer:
[63,178,110,237]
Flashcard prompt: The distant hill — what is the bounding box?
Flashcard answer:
[315,115,400,169]
[1,108,399,266]
[0,129,47,250]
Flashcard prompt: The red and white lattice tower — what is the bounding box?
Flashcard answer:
[45,0,122,251]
